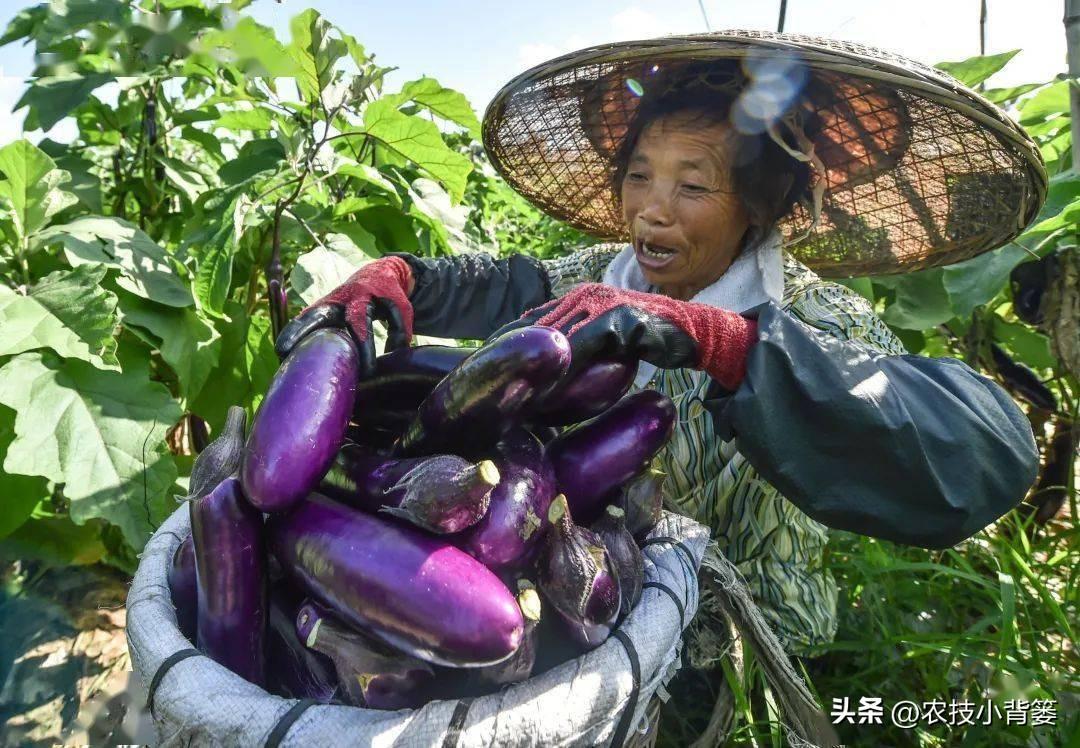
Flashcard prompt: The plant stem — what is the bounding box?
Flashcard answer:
[1066,0,1080,171]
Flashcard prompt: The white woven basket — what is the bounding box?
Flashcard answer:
[126,504,708,747]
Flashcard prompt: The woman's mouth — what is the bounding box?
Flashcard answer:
[635,240,679,270]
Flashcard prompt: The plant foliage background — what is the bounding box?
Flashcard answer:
[0,2,1073,746]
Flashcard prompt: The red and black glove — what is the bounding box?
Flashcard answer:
[275,256,415,376]
[496,283,758,392]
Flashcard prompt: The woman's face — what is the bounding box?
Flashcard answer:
[620,112,751,300]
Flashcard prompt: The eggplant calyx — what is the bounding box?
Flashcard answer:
[548,494,570,526]
[517,583,542,623]
[477,459,501,487]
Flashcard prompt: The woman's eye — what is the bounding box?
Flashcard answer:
[626,172,648,182]
[682,183,709,194]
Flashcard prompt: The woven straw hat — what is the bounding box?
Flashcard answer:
[481,30,1047,277]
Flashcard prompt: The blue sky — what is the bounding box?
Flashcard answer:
[0,0,1066,145]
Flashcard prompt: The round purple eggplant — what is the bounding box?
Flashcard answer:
[266,587,337,702]
[190,476,267,685]
[456,429,555,576]
[168,534,197,641]
[591,506,644,621]
[267,494,524,667]
[397,326,571,457]
[530,358,636,426]
[538,495,620,650]
[547,390,676,524]
[242,328,359,513]
[296,599,434,710]
[320,445,499,534]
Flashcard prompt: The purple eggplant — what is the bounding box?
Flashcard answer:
[591,506,644,621]
[538,495,620,650]
[320,446,499,534]
[242,328,359,513]
[530,358,636,426]
[620,465,666,543]
[456,429,556,576]
[267,494,524,667]
[353,345,474,418]
[440,580,543,697]
[168,534,197,641]
[471,581,542,688]
[266,588,337,702]
[184,406,246,502]
[547,390,676,524]
[190,476,267,685]
[296,599,434,710]
[397,326,571,457]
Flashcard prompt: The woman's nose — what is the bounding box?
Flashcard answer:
[638,185,675,226]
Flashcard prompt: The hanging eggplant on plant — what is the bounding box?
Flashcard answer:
[990,344,1057,412]
[537,495,621,650]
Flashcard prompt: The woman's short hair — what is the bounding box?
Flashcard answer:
[610,62,818,239]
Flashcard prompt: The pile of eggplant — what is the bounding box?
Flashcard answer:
[167,324,676,709]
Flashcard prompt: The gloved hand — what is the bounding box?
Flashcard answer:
[495,283,758,392]
[275,256,415,376]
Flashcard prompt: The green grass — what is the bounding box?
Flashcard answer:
[657,508,1079,747]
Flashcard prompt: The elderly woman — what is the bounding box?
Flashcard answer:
[278,32,1044,740]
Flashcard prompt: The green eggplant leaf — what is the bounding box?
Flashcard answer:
[118,292,222,401]
[362,99,472,202]
[39,216,193,307]
[0,352,181,550]
[0,139,78,244]
[0,265,119,369]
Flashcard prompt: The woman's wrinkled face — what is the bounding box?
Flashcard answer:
[620,112,751,300]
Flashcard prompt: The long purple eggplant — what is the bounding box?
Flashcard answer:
[353,345,474,419]
[190,476,267,684]
[456,429,556,575]
[470,581,542,688]
[267,494,524,667]
[266,588,337,702]
[439,580,543,698]
[242,328,359,513]
[397,326,571,457]
[320,446,499,534]
[538,495,621,650]
[168,534,197,641]
[530,358,636,426]
[296,599,434,710]
[547,390,676,524]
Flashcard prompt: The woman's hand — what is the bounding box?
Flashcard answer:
[275,256,415,377]
[494,283,757,391]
